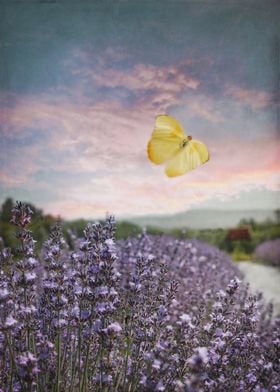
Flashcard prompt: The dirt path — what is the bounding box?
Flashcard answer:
[237,262,280,316]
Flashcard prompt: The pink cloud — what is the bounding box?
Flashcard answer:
[226,84,272,110]
[75,63,199,95]
[184,94,225,124]
[0,140,45,188]
[0,170,27,187]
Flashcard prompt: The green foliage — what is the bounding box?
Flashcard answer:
[0,222,15,248]
[63,219,142,241]
[239,218,257,230]
[63,219,89,240]
[0,198,56,251]
[1,198,279,260]
[168,218,280,259]
[146,226,165,236]
[231,250,252,261]
[0,199,144,250]
[0,197,13,222]
[116,221,142,239]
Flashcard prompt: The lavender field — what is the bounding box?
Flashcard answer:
[0,202,279,391]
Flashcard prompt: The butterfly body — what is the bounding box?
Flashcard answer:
[181,136,192,148]
[147,115,209,177]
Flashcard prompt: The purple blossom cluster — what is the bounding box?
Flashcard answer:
[255,239,280,267]
[0,202,279,391]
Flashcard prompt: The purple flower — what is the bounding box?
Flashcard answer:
[10,202,33,228]
[152,359,162,371]
[255,239,280,266]
[0,288,9,302]
[103,322,122,336]
[4,315,17,329]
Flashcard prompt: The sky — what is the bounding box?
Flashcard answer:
[0,0,279,220]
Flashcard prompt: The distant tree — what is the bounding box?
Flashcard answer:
[0,198,14,222]
[275,209,280,224]
[239,218,256,230]
[116,221,142,239]
[0,198,48,248]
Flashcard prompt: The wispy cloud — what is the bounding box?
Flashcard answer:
[71,59,200,112]
[91,63,199,92]
[225,84,273,110]
[183,94,225,124]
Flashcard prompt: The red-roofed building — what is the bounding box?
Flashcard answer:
[228,227,251,241]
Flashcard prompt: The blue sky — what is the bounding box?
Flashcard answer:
[0,1,279,219]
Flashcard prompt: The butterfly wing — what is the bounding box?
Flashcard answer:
[191,139,210,164]
[147,115,185,164]
[153,115,185,138]
[165,139,209,177]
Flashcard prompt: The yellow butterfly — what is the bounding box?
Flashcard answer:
[147,114,210,177]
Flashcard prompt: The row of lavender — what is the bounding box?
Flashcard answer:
[255,239,280,267]
[0,202,279,391]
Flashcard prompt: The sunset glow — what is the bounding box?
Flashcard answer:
[0,2,279,219]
